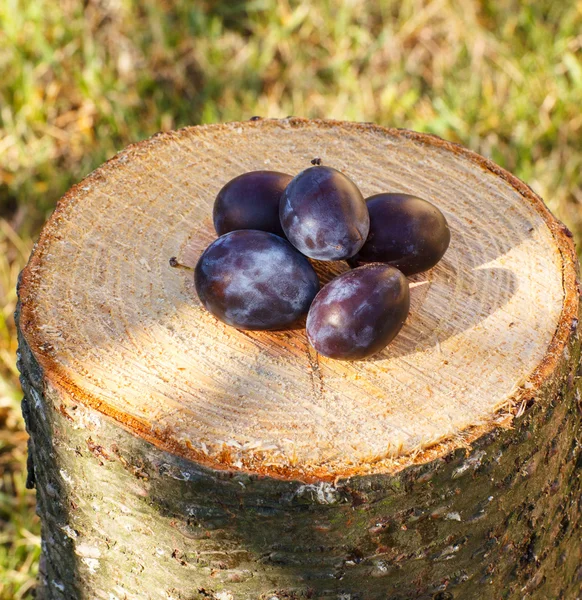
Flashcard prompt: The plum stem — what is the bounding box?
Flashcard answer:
[169,257,193,271]
[311,157,322,166]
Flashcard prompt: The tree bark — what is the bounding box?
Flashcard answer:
[17,119,582,599]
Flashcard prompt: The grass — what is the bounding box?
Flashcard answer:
[0,223,38,599]
[0,0,581,596]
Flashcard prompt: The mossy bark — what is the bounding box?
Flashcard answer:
[17,302,582,600]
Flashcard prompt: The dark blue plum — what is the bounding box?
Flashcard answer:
[348,193,450,275]
[213,171,293,237]
[306,264,409,360]
[195,230,320,330]
[279,165,369,261]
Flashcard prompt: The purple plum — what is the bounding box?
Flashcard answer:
[306,263,409,360]
[195,230,320,330]
[349,193,450,275]
[213,171,293,237]
[279,165,369,260]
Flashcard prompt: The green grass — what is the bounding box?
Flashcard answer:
[0,0,581,595]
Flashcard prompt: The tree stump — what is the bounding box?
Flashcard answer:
[17,118,582,599]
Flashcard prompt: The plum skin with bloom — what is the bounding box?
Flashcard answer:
[213,170,293,237]
[306,263,410,360]
[279,165,370,261]
[349,193,450,275]
[195,230,320,330]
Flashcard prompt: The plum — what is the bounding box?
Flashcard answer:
[280,165,369,260]
[195,230,320,330]
[213,171,293,237]
[349,193,450,275]
[306,263,409,360]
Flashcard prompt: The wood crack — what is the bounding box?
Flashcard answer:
[305,340,325,405]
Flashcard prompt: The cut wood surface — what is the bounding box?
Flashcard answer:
[18,118,578,482]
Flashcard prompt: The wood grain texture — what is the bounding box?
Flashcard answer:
[17,118,579,481]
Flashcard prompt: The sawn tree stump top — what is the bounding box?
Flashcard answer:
[18,118,579,481]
